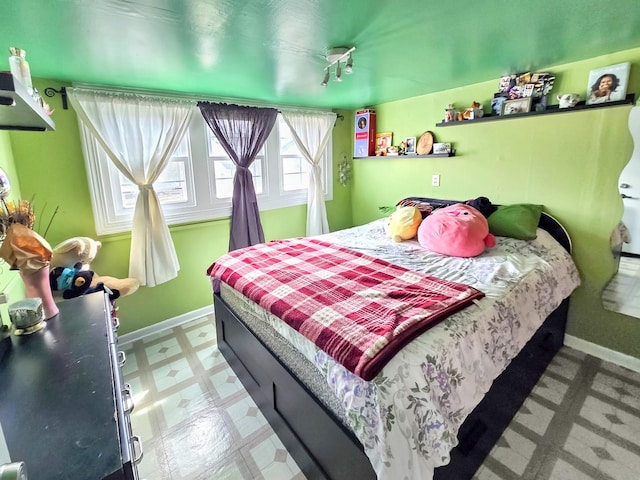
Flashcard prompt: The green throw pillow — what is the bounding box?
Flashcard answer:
[487,204,543,240]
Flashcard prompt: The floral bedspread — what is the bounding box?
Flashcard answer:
[220,219,581,480]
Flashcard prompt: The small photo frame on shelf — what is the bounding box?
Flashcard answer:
[502,97,532,116]
[375,132,393,155]
[585,62,630,105]
[405,137,416,154]
[491,96,507,116]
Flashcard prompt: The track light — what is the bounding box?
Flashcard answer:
[321,68,330,86]
[345,54,353,74]
[321,46,355,86]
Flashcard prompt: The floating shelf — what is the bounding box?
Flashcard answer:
[354,152,456,159]
[435,94,636,127]
[0,72,55,131]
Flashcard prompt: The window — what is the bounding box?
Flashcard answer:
[82,112,333,235]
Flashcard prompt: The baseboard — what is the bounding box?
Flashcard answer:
[564,334,640,373]
[118,304,214,346]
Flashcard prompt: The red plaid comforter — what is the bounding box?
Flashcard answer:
[208,238,484,380]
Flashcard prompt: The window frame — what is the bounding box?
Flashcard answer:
[81,110,333,235]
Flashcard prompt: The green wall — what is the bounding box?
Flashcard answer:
[7,85,353,334]
[5,47,640,360]
[348,48,640,359]
[0,131,29,324]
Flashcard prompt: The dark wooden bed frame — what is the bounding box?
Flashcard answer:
[212,210,572,480]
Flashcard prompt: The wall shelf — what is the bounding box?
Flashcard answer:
[435,94,636,127]
[354,152,455,159]
[0,72,55,131]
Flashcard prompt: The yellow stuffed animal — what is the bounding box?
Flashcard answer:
[384,206,422,242]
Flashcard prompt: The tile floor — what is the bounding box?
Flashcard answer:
[120,314,640,480]
[602,255,640,317]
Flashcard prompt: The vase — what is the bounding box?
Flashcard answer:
[19,265,59,320]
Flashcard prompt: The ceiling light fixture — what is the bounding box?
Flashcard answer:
[344,54,353,74]
[321,46,355,86]
[321,68,330,87]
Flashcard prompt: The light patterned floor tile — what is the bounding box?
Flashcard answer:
[151,357,195,392]
[563,423,640,480]
[157,383,209,429]
[225,395,269,440]
[210,365,245,401]
[580,395,640,444]
[145,336,183,364]
[513,397,555,435]
[531,374,569,405]
[591,372,640,410]
[545,354,581,381]
[488,427,537,476]
[244,433,303,480]
[196,344,226,371]
[547,458,596,480]
[184,321,217,349]
[164,408,239,479]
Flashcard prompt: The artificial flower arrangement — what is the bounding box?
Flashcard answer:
[0,199,60,319]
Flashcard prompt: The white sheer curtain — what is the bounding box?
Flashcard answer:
[68,88,194,287]
[281,110,336,236]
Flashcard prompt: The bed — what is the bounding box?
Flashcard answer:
[208,198,580,480]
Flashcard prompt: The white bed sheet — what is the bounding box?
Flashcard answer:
[220,219,581,480]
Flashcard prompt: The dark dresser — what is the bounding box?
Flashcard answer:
[0,292,140,479]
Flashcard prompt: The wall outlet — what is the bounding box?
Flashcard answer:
[432,174,440,187]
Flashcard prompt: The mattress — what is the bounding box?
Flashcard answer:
[218,219,580,479]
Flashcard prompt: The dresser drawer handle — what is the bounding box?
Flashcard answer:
[131,435,144,464]
[122,383,135,413]
[118,350,126,367]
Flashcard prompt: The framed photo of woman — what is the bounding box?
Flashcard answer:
[586,62,630,105]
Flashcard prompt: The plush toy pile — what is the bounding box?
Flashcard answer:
[417,203,496,257]
[48,237,140,300]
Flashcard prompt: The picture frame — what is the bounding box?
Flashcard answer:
[405,137,416,155]
[501,97,532,116]
[585,62,630,105]
[491,96,507,116]
[375,132,393,155]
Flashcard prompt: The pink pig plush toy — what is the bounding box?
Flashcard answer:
[417,203,496,257]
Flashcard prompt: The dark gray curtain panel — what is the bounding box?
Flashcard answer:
[198,102,277,251]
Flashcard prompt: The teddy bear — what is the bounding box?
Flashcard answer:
[384,206,422,242]
[49,262,120,300]
[417,203,496,257]
[50,237,140,297]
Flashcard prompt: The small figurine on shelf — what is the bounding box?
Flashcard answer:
[398,140,407,155]
[444,104,456,123]
[459,101,484,121]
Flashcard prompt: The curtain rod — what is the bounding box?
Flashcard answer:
[67,82,336,116]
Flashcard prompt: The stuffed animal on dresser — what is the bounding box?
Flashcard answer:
[50,237,140,297]
[49,262,120,300]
